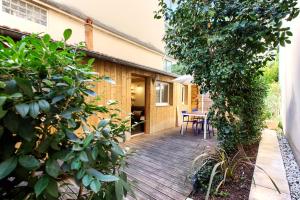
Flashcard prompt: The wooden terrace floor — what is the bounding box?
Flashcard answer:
[123,128,216,200]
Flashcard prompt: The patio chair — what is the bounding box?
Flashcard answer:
[180,110,196,135]
[193,116,215,138]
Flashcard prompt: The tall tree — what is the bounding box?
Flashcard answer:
[156,0,299,150]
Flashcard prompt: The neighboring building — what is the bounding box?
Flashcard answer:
[0,0,202,137]
[279,0,300,165]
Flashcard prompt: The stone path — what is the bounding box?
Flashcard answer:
[249,129,291,200]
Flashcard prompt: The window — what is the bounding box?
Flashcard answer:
[181,85,188,104]
[2,0,47,26]
[164,59,172,72]
[156,82,169,106]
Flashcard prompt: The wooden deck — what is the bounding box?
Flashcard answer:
[123,128,216,200]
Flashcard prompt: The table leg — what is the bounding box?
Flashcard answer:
[180,124,184,135]
[204,116,207,139]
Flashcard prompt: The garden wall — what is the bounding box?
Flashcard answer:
[279,2,300,165]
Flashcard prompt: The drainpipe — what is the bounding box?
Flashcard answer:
[85,18,93,50]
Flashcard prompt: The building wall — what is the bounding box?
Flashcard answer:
[93,29,164,69]
[54,0,166,52]
[0,0,167,70]
[279,1,300,165]
[92,59,192,135]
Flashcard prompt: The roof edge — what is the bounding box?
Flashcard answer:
[0,26,178,78]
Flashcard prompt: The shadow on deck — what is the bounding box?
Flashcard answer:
[123,127,217,200]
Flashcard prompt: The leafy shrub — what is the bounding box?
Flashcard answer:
[192,159,223,194]
[191,148,280,200]
[156,0,299,152]
[0,30,131,199]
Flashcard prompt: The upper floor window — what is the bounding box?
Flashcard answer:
[156,82,170,106]
[164,59,172,73]
[2,0,47,26]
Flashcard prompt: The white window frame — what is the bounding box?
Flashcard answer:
[181,85,185,105]
[1,0,48,26]
[164,59,172,72]
[156,81,170,106]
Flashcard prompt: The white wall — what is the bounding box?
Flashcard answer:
[131,80,145,107]
[279,1,300,165]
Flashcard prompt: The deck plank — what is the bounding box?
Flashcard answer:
[123,128,216,200]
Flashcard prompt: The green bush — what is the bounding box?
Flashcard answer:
[156,0,299,152]
[191,147,280,200]
[0,30,130,199]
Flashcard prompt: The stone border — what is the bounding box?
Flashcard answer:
[249,129,291,200]
[278,136,300,200]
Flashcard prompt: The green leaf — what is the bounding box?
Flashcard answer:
[15,103,30,118]
[0,108,7,119]
[43,34,51,43]
[92,147,98,160]
[51,95,65,104]
[63,76,74,85]
[72,143,83,151]
[205,161,223,200]
[111,142,125,156]
[46,159,60,178]
[38,100,50,112]
[34,176,49,197]
[63,29,72,41]
[115,180,124,200]
[71,158,81,170]
[0,96,7,118]
[0,96,6,106]
[83,134,94,147]
[103,76,116,84]
[76,168,85,180]
[0,81,6,88]
[82,174,92,187]
[90,179,101,193]
[61,107,81,119]
[79,151,89,162]
[87,58,95,66]
[286,31,293,36]
[82,89,97,97]
[87,168,119,182]
[0,157,18,180]
[29,102,40,118]
[19,155,40,170]
[45,178,59,198]
[3,112,19,132]
[9,92,23,99]
[15,77,33,97]
[18,118,35,141]
[98,119,110,128]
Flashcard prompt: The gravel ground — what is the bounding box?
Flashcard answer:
[278,136,300,200]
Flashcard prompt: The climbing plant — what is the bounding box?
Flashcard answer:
[156,0,299,151]
[0,30,131,199]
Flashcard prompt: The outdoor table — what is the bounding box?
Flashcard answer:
[181,112,208,139]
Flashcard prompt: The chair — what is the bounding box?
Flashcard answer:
[180,111,196,135]
[192,117,204,135]
[194,117,215,138]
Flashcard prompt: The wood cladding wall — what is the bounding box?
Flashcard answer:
[92,59,193,135]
